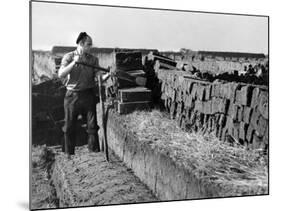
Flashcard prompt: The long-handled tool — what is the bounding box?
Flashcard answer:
[77,62,147,162]
[98,74,109,162]
[76,62,110,73]
[75,62,111,161]
[76,62,146,86]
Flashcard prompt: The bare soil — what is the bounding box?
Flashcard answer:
[31,145,158,210]
[31,146,58,209]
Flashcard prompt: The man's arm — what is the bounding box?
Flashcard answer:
[102,72,111,82]
[58,54,80,78]
[92,56,111,81]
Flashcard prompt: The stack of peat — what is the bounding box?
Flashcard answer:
[114,51,152,114]
[157,69,269,151]
[147,51,178,70]
[32,79,67,146]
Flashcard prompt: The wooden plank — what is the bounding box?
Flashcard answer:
[126,69,146,77]
[158,61,178,70]
[151,52,177,66]
[153,54,175,62]
[119,87,152,103]
[118,101,152,114]
[119,87,150,92]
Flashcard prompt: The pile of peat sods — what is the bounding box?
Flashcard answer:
[32,78,67,146]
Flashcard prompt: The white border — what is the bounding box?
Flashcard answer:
[1,0,279,211]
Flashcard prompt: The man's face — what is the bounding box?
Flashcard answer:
[81,37,92,54]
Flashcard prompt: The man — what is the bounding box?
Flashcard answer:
[58,32,106,158]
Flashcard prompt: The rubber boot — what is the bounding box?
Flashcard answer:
[88,133,100,152]
[61,136,65,153]
[64,133,75,156]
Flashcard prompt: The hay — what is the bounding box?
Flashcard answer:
[117,109,268,194]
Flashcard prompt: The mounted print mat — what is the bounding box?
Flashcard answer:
[30,1,269,210]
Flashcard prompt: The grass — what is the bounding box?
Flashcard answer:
[116,109,268,195]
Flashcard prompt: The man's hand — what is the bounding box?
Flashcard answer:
[58,54,80,78]
[109,67,116,77]
[73,55,81,64]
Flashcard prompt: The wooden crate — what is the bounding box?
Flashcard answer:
[118,101,152,114]
[118,87,152,103]
[117,87,152,114]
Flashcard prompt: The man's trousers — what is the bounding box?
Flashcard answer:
[62,88,100,154]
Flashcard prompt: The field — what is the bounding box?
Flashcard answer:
[31,48,269,207]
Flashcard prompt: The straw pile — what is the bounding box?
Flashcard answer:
[117,109,268,196]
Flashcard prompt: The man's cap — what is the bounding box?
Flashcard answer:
[76,32,88,44]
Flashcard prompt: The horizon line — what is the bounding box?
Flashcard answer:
[32,45,268,55]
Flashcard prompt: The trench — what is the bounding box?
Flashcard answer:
[31,144,159,210]
[31,82,160,209]
[97,107,268,201]
[31,49,268,210]
[31,146,59,209]
[31,102,268,209]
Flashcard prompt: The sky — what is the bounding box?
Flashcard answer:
[31,1,268,54]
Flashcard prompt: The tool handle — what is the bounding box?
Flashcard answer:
[98,75,109,162]
[77,62,134,82]
[77,62,145,86]
[76,62,110,72]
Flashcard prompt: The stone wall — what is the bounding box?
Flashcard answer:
[157,69,269,151]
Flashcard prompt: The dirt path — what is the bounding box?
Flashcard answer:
[31,145,158,209]
[31,146,58,209]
